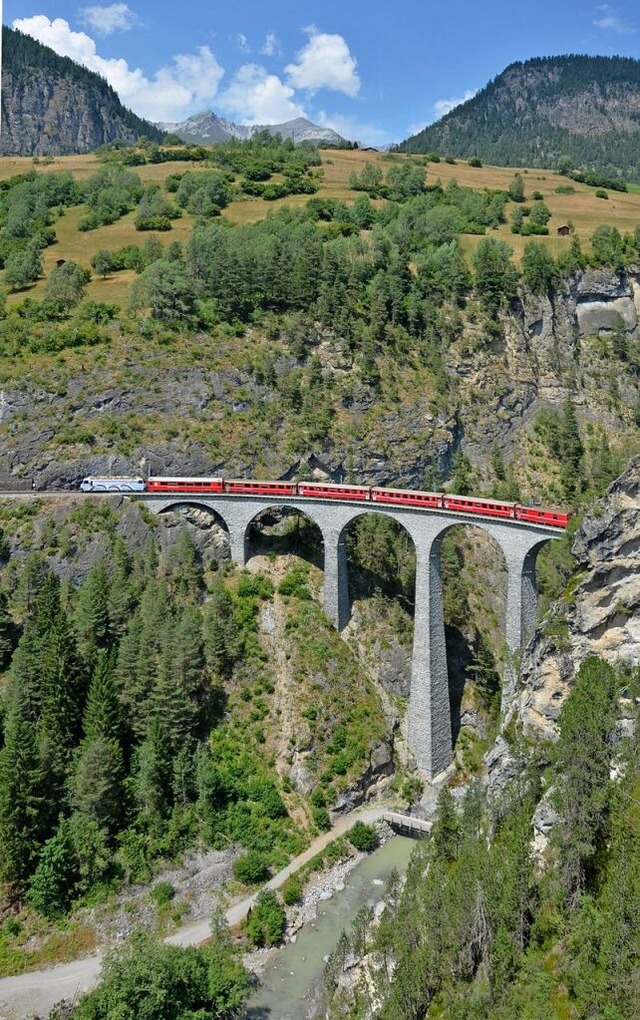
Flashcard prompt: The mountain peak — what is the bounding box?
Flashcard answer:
[400,53,640,179]
[158,110,346,147]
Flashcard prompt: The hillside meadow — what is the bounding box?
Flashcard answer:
[2,147,640,306]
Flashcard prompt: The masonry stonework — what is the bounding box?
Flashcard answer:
[139,494,561,779]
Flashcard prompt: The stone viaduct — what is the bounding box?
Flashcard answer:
[137,493,563,779]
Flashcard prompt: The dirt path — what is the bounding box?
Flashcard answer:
[0,805,386,1020]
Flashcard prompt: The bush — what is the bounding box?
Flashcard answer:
[282,874,303,905]
[595,189,609,200]
[244,889,286,946]
[150,881,175,906]
[232,851,270,885]
[347,822,378,852]
[236,574,274,600]
[468,157,483,168]
[313,806,331,831]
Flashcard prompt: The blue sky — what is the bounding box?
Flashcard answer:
[4,1,640,142]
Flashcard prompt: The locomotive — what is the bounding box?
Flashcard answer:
[79,475,569,528]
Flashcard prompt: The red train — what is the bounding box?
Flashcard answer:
[145,477,569,528]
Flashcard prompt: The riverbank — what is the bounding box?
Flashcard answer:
[0,806,389,1019]
[241,835,416,1020]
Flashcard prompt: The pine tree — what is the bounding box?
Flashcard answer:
[107,537,134,635]
[134,718,173,821]
[558,399,584,496]
[0,687,48,888]
[70,736,125,836]
[12,554,48,616]
[83,649,122,743]
[74,563,111,651]
[39,609,85,762]
[0,588,14,669]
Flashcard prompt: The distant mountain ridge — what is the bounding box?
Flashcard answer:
[0,26,166,156]
[401,55,640,179]
[159,110,346,146]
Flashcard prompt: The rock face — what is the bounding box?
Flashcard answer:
[0,27,165,155]
[511,458,640,742]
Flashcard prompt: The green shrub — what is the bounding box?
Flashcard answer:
[469,157,483,168]
[232,851,270,885]
[282,874,303,905]
[150,881,175,906]
[236,574,274,600]
[347,822,378,852]
[313,806,331,831]
[244,889,286,946]
[595,189,609,200]
[310,787,326,808]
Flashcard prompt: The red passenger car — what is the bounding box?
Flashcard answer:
[297,481,370,501]
[224,480,298,496]
[147,476,224,493]
[515,506,569,527]
[371,487,442,508]
[443,495,516,519]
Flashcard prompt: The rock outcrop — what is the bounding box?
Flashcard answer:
[510,457,640,743]
[1,27,164,155]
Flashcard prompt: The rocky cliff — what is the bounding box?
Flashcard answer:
[513,457,640,741]
[1,268,639,500]
[0,27,165,156]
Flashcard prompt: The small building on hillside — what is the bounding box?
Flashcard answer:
[556,224,571,237]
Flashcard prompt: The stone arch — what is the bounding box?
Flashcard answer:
[339,506,417,631]
[338,509,419,700]
[244,504,325,568]
[429,521,508,745]
[154,500,232,561]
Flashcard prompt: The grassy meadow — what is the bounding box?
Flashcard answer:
[3,147,640,306]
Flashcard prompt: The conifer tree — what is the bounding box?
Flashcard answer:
[71,736,125,836]
[0,687,48,887]
[83,649,122,743]
[75,563,111,651]
[0,588,14,670]
[134,717,173,821]
[39,609,85,760]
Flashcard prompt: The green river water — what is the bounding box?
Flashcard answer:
[243,835,415,1020]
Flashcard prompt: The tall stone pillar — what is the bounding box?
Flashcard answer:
[227,519,249,567]
[408,537,453,779]
[502,539,543,710]
[322,525,350,631]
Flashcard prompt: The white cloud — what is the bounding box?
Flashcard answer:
[260,32,281,57]
[12,15,224,122]
[237,33,250,53]
[316,110,394,147]
[79,3,139,36]
[219,63,305,124]
[593,4,635,33]
[433,88,477,119]
[285,27,360,97]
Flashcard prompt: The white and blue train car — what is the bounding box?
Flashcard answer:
[80,476,146,492]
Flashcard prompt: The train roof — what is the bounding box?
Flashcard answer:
[298,480,369,488]
[83,475,144,481]
[148,476,223,483]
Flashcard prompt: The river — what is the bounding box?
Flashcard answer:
[243,835,415,1020]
